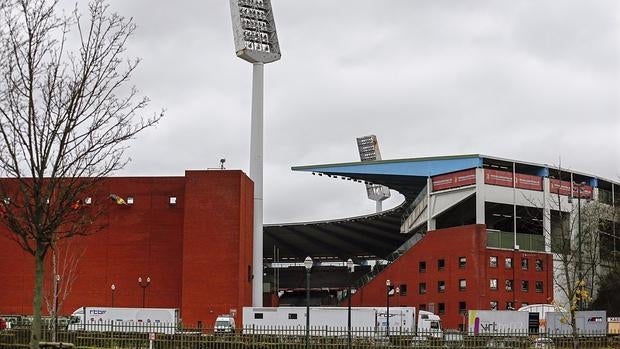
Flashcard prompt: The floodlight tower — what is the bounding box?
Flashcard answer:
[230,0,281,307]
[356,135,391,212]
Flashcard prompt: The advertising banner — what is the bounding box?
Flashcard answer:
[515,173,543,191]
[550,179,571,196]
[432,169,476,191]
[484,169,513,188]
[572,184,593,199]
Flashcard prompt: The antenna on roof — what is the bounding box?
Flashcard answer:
[356,135,390,213]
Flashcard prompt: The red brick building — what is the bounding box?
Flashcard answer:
[349,224,553,330]
[0,170,253,328]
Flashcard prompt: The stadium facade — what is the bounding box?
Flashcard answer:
[0,154,618,329]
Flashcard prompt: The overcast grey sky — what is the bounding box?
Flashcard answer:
[76,1,620,223]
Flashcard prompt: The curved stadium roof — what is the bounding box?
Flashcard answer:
[263,154,485,263]
[264,153,618,264]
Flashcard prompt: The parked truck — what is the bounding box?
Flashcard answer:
[545,311,607,337]
[241,306,442,338]
[67,307,179,334]
[468,310,530,336]
[468,309,608,337]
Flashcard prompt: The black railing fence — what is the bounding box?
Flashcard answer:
[1,324,619,349]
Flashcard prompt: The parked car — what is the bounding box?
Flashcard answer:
[443,330,464,348]
[532,337,555,349]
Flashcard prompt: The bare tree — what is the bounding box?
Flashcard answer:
[544,179,614,340]
[0,0,161,347]
[43,240,84,341]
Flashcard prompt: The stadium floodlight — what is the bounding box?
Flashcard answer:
[230,0,281,64]
[356,135,391,212]
[230,0,281,307]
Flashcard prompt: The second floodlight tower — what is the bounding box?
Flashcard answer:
[230,0,281,307]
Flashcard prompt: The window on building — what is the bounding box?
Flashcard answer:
[459,279,467,291]
[438,259,445,271]
[505,279,513,291]
[490,301,498,310]
[169,196,177,205]
[536,259,543,271]
[438,303,445,315]
[288,313,297,319]
[458,302,466,314]
[419,304,426,311]
[419,261,426,273]
[419,283,427,294]
[438,281,446,293]
[400,284,408,296]
[506,301,515,310]
[521,280,529,292]
[459,257,466,268]
[489,256,498,268]
[521,258,529,270]
[535,281,543,293]
[490,279,498,290]
[505,257,513,269]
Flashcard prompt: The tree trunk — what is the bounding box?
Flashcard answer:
[571,309,578,349]
[30,247,45,349]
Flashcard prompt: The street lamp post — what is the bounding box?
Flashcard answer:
[386,279,391,338]
[304,257,313,349]
[576,182,584,310]
[346,259,354,349]
[111,284,116,307]
[138,277,151,308]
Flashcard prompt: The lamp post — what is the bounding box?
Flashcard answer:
[111,284,116,307]
[386,279,391,338]
[576,182,585,311]
[346,259,354,349]
[304,256,313,349]
[138,276,151,308]
[229,0,282,307]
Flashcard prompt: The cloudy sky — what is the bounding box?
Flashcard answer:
[70,1,620,223]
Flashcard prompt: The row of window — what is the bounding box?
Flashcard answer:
[418,256,544,272]
[417,279,544,294]
[489,256,544,271]
[490,279,544,293]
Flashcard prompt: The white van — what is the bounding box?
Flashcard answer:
[214,315,235,333]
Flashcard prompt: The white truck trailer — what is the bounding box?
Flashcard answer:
[242,306,442,338]
[67,307,179,334]
[545,311,607,336]
[468,310,530,336]
[468,309,607,337]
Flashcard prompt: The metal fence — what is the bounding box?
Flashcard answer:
[1,326,619,349]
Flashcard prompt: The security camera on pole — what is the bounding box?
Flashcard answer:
[229,0,281,307]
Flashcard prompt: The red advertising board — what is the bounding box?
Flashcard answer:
[572,184,593,199]
[432,169,476,191]
[550,179,571,196]
[484,169,513,188]
[515,173,543,191]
